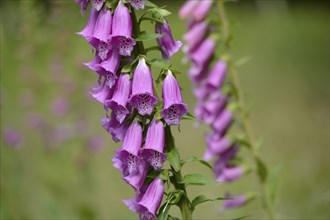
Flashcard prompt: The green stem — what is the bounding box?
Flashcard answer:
[165,126,192,220]
[217,1,273,219]
[131,8,146,55]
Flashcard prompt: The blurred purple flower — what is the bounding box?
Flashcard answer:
[88,136,105,152]
[75,0,90,15]
[223,193,246,209]
[3,128,22,148]
[51,97,69,117]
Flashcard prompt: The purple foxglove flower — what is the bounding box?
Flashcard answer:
[207,136,231,155]
[89,80,113,104]
[114,121,142,175]
[89,7,112,60]
[109,1,136,56]
[188,38,215,69]
[97,49,120,88]
[205,61,227,92]
[155,19,182,61]
[192,0,213,21]
[183,21,208,52]
[76,0,90,15]
[140,120,166,170]
[84,55,102,73]
[179,0,199,19]
[136,177,164,219]
[202,92,227,125]
[105,74,131,123]
[188,64,209,83]
[101,113,129,142]
[127,0,147,10]
[91,0,105,11]
[123,191,144,213]
[161,70,188,125]
[220,145,239,161]
[216,166,244,183]
[212,109,233,135]
[128,58,158,115]
[112,156,128,176]
[193,83,210,101]
[194,102,206,121]
[123,160,148,191]
[223,193,246,208]
[77,8,99,39]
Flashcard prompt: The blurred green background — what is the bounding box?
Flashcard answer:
[1,0,329,219]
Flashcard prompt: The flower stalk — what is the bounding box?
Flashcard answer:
[217,0,273,219]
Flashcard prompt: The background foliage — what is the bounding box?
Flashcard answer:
[1,0,329,219]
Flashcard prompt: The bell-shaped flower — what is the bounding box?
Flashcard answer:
[114,121,142,175]
[101,114,129,142]
[97,49,120,88]
[89,80,113,104]
[192,0,213,21]
[136,177,164,220]
[188,38,215,69]
[183,21,208,52]
[105,74,131,123]
[128,58,158,115]
[83,55,102,72]
[77,8,99,39]
[127,0,147,10]
[123,160,148,191]
[207,136,231,155]
[202,92,227,125]
[140,120,166,170]
[205,61,227,92]
[89,7,112,60]
[91,0,105,11]
[161,70,188,125]
[155,19,182,61]
[212,109,233,136]
[188,64,209,83]
[223,193,254,209]
[215,166,245,183]
[75,0,90,15]
[179,0,199,19]
[109,1,136,56]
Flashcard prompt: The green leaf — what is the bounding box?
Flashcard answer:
[231,215,251,220]
[181,156,213,171]
[181,174,215,186]
[256,157,268,183]
[156,8,171,17]
[168,190,184,205]
[160,169,170,181]
[157,203,170,220]
[166,148,180,172]
[266,165,281,206]
[135,31,164,41]
[191,195,228,211]
[182,112,196,121]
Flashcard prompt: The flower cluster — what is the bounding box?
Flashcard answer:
[76,0,186,218]
[180,0,248,209]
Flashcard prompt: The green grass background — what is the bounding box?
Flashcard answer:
[1,0,329,219]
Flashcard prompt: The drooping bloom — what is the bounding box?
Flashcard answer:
[129,58,158,115]
[215,166,244,183]
[105,74,131,123]
[223,193,247,209]
[179,0,200,19]
[91,0,105,11]
[192,0,213,21]
[75,0,90,15]
[136,177,164,219]
[201,92,227,125]
[83,55,102,72]
[101,113,129,142]
[188,38,215,69]
[155,19,182,61]
[89,7,112,60]
[114,121,143,175]
[77,8,99,39]
[205,61,227,92]
[140,120,166,170]
[123,160,148,191]
[109,1,136,56]
[127,0,147,10]
[89,80,113,104]
[183,21,208,53]
[161,70,188,125]
[97,49,120,88]
[212,109,233,135]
